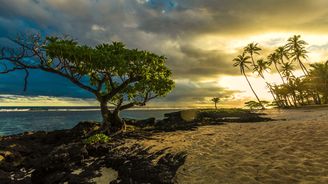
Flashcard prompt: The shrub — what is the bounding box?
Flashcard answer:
[84,133,110,145]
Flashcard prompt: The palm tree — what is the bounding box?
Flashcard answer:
[275,46,289,64]
[253,59,270,79]
[287,78,299,106]
[233,53,265,109]
[309,61,328,103]
[281,62,295,81]
[211,97,220,109]
[293,77,306,105]
[286,35,309,76]
[244,43,261,66]
[267,53,285,84]
[253,59,278,103]
[271,85,286,107]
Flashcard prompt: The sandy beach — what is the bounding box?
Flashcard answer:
[1,107,328,183]
[125,107,328,183]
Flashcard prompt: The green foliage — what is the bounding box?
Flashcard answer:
[233,35,328,108]
[233,53,252,74]
[84,133,110,145]
[308,61,328,103]
[233,52,265,109]
[244,43,262,57]
[44,37,174,103]
[244,101,269,110]
[253,59,270,77]
[0,34,176,131]
[211,97,220,103]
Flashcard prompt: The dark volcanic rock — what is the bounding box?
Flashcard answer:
[71,121,101,137]
[0,121,188,184]
[31,142,87,184]
[0,170,11,184]
[126,117,156,128]
[0,122,98,183]
[164,111,184,122]
[105,144,187,184]
[196,109,273,123]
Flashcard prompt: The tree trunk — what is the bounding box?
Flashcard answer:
[100,99,111,131]
[291,92,298,107]
[215,103,217,109]
[274,63,285,84]
[286,96,292,107]
[324,95,328,104]
[109,110,125,133]
[251,55,256,66]
[316,93,322,104]
[243,72,265,109]
[261,75,278,106]
[306,96,310,105]
[298,58,309,76]
[99,99,125,133]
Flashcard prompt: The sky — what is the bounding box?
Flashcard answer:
[1,0,328,107]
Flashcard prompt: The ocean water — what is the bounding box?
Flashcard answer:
[0,107,178,136]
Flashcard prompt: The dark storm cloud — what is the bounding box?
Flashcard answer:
[139,0,328,36]
[0,70,93,98]
[1,0,328,104]
[156,80,240,104]
[170,45,239,79]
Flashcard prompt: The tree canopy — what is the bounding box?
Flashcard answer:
[0,34,175,133]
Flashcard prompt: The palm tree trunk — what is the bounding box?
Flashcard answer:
[297,57,309,76]
[299,92,305,105]
[305,95,310,104]
[286,96,292,107]
[324,95,328,104]
[260,74,278,104]
[243,72,265,109]
[251,54,256,66]
[274,94,284,108]
[274,63,285,84]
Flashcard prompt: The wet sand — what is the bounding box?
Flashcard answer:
[129,107,328,183]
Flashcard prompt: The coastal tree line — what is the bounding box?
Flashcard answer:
[233,35,328,108]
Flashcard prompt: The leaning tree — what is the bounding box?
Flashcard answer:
[0,34,174,133]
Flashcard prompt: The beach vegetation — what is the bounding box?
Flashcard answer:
[84,133,110,145]
[244,100,270,110]
[211,97,220,109]
[0,34,174,133]
[233,53,265,109]
[234,35,328,108]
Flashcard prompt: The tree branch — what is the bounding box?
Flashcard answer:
[23,69,29,92]
[39,66,98,94]
[104,76,141,100]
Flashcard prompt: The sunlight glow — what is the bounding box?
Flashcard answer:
[192,32,328,55]
[218,70,305,101]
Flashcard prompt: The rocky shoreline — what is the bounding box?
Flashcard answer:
[0,121,187,184]
[0,109,271,183]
